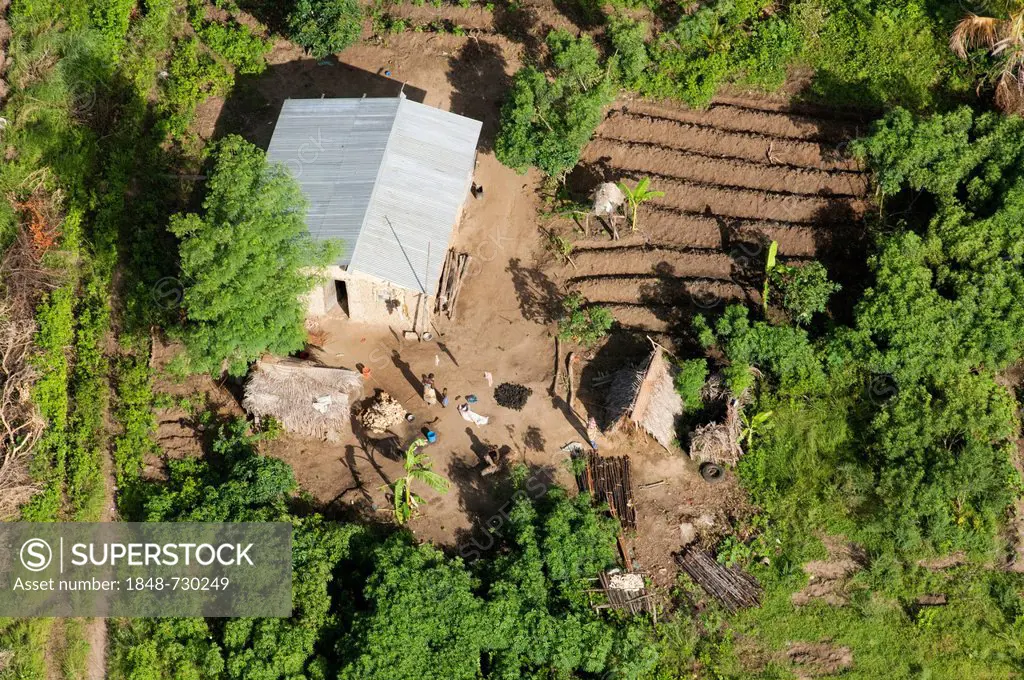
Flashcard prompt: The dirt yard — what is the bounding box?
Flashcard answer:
[173,11,872,592]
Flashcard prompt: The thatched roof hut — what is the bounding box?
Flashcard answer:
[688,397,743,465]
[604,341,683,450]
[243,359,363,442]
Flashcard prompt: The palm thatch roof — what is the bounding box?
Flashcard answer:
[689,398,743,465]
[243,359,363,442]
[604,341,683,450]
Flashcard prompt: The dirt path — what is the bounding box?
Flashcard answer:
[82,336,121,680]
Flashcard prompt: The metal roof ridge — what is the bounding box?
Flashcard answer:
[346,96,405,278]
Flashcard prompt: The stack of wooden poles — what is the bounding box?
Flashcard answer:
[576,451,637,530]
[434,249,470,320]
[675,546,762,612]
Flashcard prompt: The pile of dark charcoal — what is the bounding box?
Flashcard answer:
[494,382,533,410]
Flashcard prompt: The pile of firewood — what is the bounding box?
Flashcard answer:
[357,392,406,434]
[675,546,761,612]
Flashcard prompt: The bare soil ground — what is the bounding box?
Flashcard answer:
[185,22,764,593]
[783,640,854,678]
[563,97,872,334]
[791,536,866,607]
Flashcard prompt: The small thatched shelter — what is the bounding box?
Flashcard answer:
[688,398,743,466]
[604,341,683,450]
[243,359,363,442]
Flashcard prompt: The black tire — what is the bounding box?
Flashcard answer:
[699,462,726,484]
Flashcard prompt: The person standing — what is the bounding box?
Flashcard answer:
[423,373,437,405]
[586,415,599,451]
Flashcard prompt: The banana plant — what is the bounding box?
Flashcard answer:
[388,438,450,525]
[617,177,664,232]
[762,240,779,319]
[740,409,773,452]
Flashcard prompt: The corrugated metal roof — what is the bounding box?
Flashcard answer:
[265,97,482,295]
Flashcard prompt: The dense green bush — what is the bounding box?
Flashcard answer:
[189,2,272,75]
[674,358,708,410]
[496,31,613,176]
[640,0,802,107]
[170,135,338,376]
[557,292,614,347]
[112,351,157,489]
[606,15,649,86]
[769,260,840,324]
[157,37,234,138]
[287,0,364,59]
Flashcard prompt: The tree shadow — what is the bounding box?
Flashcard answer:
[809,200,867,328]
[507,257,563,323]
[446,39,510,152]
[523,425,545,451]
[451,462,558,562]
[565,160,611,202]
[230,0,292,34]
[213,58,428,149]
[492,3,545,56]
[445,429,515,534]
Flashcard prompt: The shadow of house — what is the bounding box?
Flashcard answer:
[447,40,510,152]
[213,58,428,149]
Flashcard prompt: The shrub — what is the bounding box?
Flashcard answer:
[607,15,649,86]
[189,0,272,75]
[675,358,709,409]
[557,292,614,347]
[287,0,364,60]
[641,0,799,107]
[770,260,840,324]
[157,37,233,138]
[496,32,613,177]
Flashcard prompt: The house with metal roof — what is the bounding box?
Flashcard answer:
[266,95,482,326]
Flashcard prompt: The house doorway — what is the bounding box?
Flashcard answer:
[333,280,349,317]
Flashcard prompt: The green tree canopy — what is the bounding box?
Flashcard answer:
[287,0,363,60]
[769,260,840,325]
[111,437,662,680]
[170,135,338,376]
[495,31,613,177]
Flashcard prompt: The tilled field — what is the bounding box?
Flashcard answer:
[568,98,872,334]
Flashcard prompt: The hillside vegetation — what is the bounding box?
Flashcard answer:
[0,0,1022,678]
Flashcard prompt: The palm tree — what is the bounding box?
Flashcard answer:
[951,2,1024,110]
[388,438,450,525]
[617,177,664,232]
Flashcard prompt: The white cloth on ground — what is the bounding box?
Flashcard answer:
[458,403,489,426]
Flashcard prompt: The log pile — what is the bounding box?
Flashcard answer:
[356,392,406,434]
[675,546,762,612]
[591,569,657,621]
[434,249,471,320]
[575,451,637,529]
